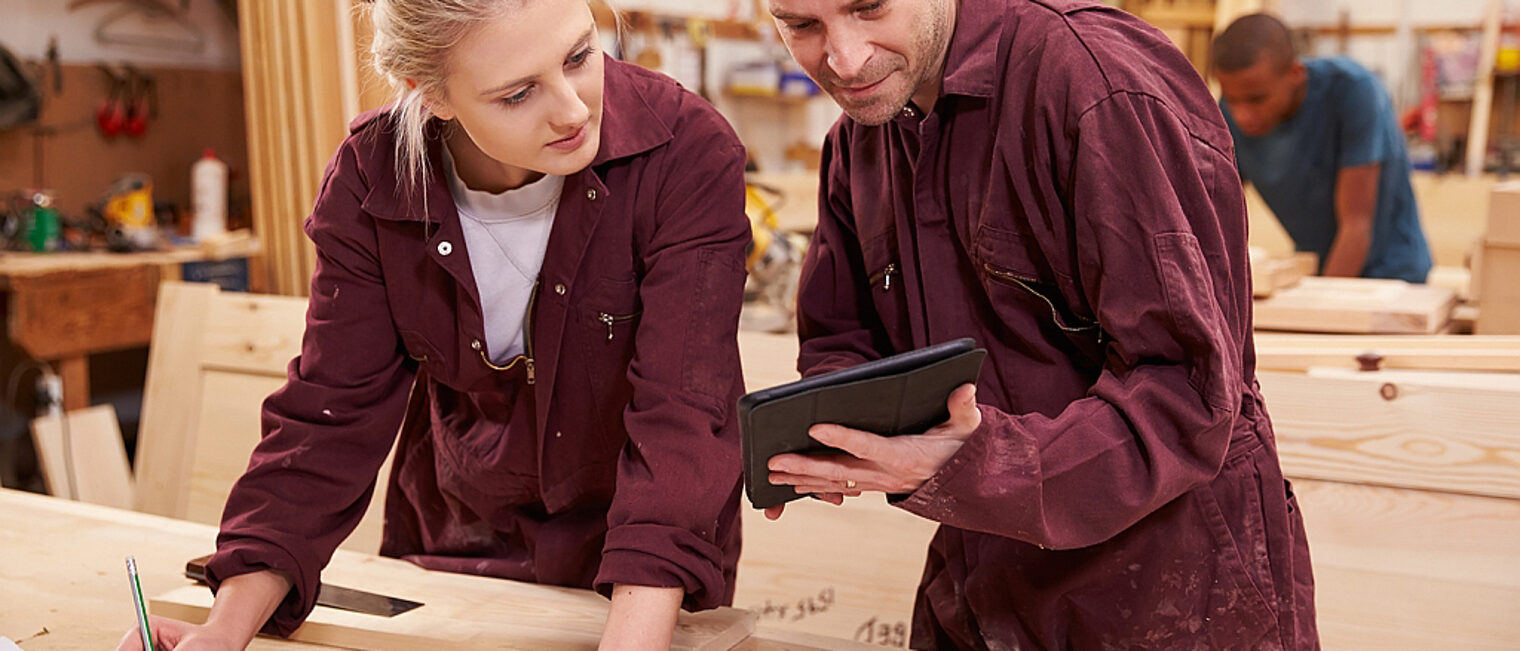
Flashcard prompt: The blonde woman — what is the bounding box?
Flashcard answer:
[116,0,750,648]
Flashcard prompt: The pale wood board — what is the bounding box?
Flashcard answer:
[1249,248,1317,298]
[134,282,390,553]
[1,489,860,650]
[1258,369,1520,499]
[0,488,330,650]
[1466,0,1503,177]
[1252,277,1456,334]
[153,580,754,651]
[1253,333,1520,373]
[1426,265,1472,303]
[735,496,937,644]
[735,624,888,651]
[135,281,218,519]
[1293,478,1520,650]
[29,404,133,510]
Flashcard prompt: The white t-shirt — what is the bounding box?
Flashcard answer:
[443,148,562,364]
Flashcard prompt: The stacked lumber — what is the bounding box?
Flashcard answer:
[1255,333,1520,648]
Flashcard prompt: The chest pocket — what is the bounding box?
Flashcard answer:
[859,230,912,353]
[974,225,1106,370]
[576,276,642,403]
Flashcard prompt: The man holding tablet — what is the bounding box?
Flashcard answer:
[759,0,1319,649]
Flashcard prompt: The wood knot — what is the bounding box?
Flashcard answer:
[1356,352,1384,372]
[1379,382,1399,401]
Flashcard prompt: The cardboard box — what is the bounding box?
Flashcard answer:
[1488,182,1520,247]
[1475,239,1520,334]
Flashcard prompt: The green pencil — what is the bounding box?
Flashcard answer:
[126,556,155,651]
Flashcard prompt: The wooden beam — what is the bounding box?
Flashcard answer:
[30,405,133,509]
[1258,368,1520,500]
[153,568,756,650]
[1467,0,1503,177]
[134,282,217,519]
[1294,478,1520,648]
[1253,333,1520,373]
[1253,277,1456,334]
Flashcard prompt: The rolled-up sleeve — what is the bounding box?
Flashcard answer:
[204,142,414,635]
[898,91,1247,550]
[594,103,751,610]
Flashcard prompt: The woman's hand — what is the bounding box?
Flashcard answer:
[115,569,292,651]
[114,615,243,651]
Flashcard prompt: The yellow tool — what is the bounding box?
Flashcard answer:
[744,181,804,331]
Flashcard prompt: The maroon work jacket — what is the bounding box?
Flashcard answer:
[796,1,1318,648]
[204,59,751,635]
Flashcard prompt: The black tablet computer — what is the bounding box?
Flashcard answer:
[738,338,987,509]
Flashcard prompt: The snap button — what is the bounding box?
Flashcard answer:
[555,431,562,438]
[586,188,598,201]
[554,283,567,295]
[437,241,453,256]
[471,339,482,351]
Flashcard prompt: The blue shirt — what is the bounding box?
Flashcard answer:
[1223,57,1432,283]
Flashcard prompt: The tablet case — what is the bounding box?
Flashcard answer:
[739,338,987,509]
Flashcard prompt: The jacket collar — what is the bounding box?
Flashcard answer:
[938,0,1004,100]
[359,57,672,222]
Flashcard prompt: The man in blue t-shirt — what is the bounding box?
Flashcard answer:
[1214,13,1432,283]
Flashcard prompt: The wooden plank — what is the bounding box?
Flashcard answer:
[1293,478,1520,650]
[1253,333,1520,373]
[1258,369,1520,499]
[1252,277,1455,334]
[735,496,936,644]
[199,290,308,376]
[183,370,286,526]
[131,281,388,552]
[153,566,755,651]
[1466,0,1503,177]
[736,625,886,651]
[1254,333,1520,351]
[30,404,133,509]
[1250,248,1317,298]
[1425,265,1471,303]
[4,488,830,651]
[134,281,218,518]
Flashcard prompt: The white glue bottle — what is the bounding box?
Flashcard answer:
[192,148,229,241]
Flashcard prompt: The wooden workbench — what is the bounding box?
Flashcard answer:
[0,489,867,650]
[0,239,260,411]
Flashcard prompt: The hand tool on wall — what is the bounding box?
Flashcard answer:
[95,64,125,138]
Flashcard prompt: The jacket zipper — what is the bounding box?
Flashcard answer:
[598,310,642,341]
[868,263,899,291]
[477,281,538,384]
[983,263,1101,337]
